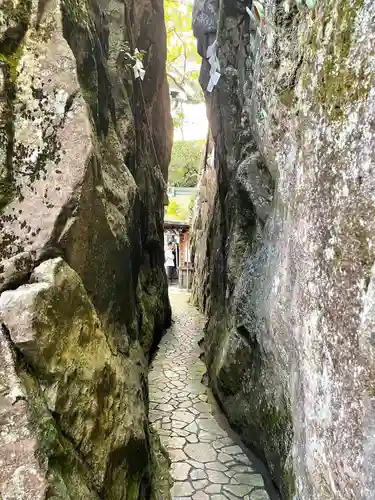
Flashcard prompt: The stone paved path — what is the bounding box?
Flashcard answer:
[149,288,277,500]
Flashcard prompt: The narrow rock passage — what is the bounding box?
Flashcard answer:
[149,288,278,500]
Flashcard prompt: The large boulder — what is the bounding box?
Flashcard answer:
[192,0,375,498]
[0,0,172,497]
[1,258,152,499]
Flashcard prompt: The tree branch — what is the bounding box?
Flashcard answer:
[167,73,202,104]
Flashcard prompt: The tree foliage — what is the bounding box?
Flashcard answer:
[169,140,205,187]
[165,196,196,222]
[166,199,182,218]
[164,0,203,103]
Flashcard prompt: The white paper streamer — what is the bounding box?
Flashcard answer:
[133,49,145,80]
[266,30,274,48]
[207,39,217,59]
[246,5,258,23]
[206,40,221,93]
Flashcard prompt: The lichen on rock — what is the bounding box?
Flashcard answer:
[192,0,375,498]
[0,258,153,499]
[0,0,172,497]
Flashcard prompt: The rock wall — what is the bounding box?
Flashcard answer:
[0,0,172,498]
[192,1,375,499]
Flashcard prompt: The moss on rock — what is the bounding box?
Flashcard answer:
[20,369,101,500]
[313,0,369,120]
[0,258,160,499]
[0,0,172,496]
[206,318,294,498]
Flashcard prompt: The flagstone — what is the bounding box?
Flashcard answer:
[148,289,273,500]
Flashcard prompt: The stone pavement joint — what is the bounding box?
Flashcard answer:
[149,288,273,500]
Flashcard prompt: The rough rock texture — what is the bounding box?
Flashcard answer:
[0,0,172,498]
[192,1,375,499]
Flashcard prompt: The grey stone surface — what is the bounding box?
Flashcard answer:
[0,0,172,497]
[192,0,375,498]
[149,289,272,499]
[171,463,191,481]
[251,490,274,500]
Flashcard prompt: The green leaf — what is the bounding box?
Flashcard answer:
[169,140,205,187]
[164,0,202,102]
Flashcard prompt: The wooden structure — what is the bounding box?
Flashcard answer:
[164,220,193,289]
